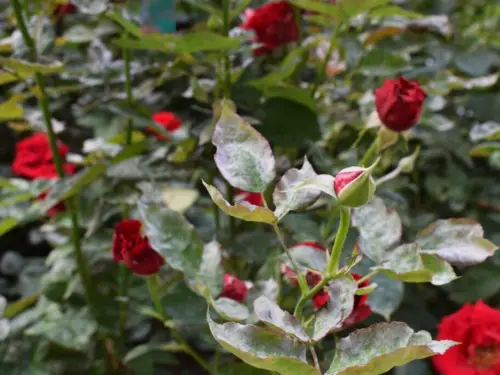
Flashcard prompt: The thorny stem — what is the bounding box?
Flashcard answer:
[294,273,331,320]
[146,276,213,375]
[10,0,97,313]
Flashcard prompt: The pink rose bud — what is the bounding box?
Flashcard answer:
[334,164,376,208]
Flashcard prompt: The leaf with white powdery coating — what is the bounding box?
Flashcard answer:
[213,298,250,321]
[207,313,318,375]
[212,99,275,192]
[352,197,402,263]
[203,181,277,224]
[188,241,223,299]
[416,218,498,266]
[325,322,457,375]
[282,243,327,272]
[138,200,203,278]
[312,276,357,341]
[375,243,457,286]
[273,157,322,219]
[254,296,309,342]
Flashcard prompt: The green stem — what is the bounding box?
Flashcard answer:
[310,20,343,98]
[146,277,213,375]
[12,0,97,314]
[222,0,231,98]
[294,273,331,320]
[227,183,235,240]
[118,40,134,344]
[326,207,350,275]
[10,0,35,60]
[356,269,378,285]
[360,137,379,166]
[272,224,309,295]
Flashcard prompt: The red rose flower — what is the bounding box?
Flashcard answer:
[54,2,77,17]
[375,76,426,132]
[12,133,76,180]
[38,190,66,218]
[148,112,182,141]
[241,1,298,55]
[112,219,164,275]
[220,273,248,302]
[235,189,264,206]
[432,301,500,375]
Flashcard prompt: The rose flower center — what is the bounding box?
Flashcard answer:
[469,345,500,369]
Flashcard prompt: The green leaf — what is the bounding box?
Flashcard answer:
[0,57,63,75]
[470,142,500,157]
[212,100,275,192]
[188,241,223,299]
[0,95,24,121]
[325,323,457,375]
[254,296,309,342]
[114,32,243,54]
[138,201,203,278]
[107,12,142,37]
[203,181,277,224]
[25,307,97,351]
[207,313,318,375]
[376,244,457,286]
[446,253,500,303]
[248,47,307,89]
[71,0,108,14]
[416,218,498,266]
[213,297,250,321]
[312,276,357,341]
[282,242,327,272]
[219,363,272,375]
[354,258,403,320]
[0,217,19,236]
[265,86,317,113]
[352,197,402,263]
[273,157,322,219]
[469,121,500,142]
[260,96,320,147]
[290,0,390,21]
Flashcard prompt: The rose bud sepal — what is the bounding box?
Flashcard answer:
[333,159,378,208]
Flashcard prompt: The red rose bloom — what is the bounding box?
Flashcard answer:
[112,219,164,275]
[235,190,263,206]
[220,273,248,302]
[54,2,77,17]
[38,190,66,218]
[375,76,426,132]
[432,301,500,375]
[148,112,182,140]
[12,133,76,180]
[240,1,298,55]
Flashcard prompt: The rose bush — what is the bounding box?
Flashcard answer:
[0,0,499,375]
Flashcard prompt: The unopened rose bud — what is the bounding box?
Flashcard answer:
[375,77,426,132]
[333,165,376,208]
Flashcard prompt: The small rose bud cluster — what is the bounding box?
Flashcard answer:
[220,273,249,302]
[282,242,372,326]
